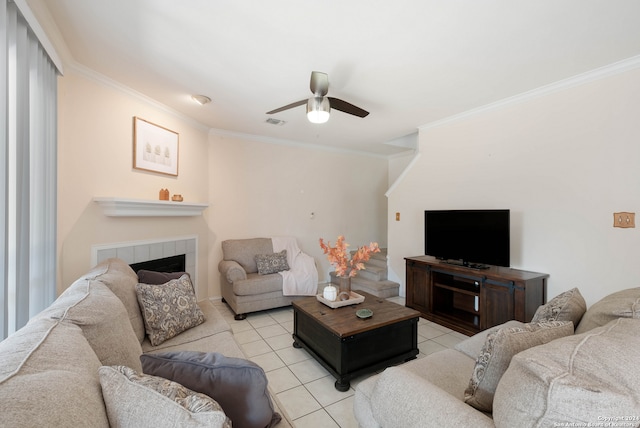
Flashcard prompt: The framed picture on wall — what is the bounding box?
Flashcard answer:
[133,117,179,176]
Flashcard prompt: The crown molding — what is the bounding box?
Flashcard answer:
[420,55,640,131]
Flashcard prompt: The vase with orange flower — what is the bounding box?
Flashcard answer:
[319,235,380,301]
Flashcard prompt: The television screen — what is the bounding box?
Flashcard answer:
[425,209,510,268]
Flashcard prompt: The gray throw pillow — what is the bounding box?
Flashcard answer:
[531,287,586,327]
[255,250,289,275]
[464,321,574,412]
[141,351,281,428]
[137,270,190,285]
[135,274,205,346]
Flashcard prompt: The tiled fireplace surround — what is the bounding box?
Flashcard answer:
[91,235,198,286]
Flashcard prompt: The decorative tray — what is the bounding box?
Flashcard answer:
[316,291,365,308]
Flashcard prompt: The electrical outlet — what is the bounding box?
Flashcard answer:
[613,212,635,228]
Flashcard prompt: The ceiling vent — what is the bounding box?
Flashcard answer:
[265,118,286,126]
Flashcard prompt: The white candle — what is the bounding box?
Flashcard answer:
[323,285,337,301]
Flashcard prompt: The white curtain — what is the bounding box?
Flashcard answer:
[1,0,59,340]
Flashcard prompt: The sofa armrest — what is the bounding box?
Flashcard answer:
[218,260,247,283]
[370,366,494,428]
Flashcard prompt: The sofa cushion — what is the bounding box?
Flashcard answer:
[574,287,640,334]
[222,238,274,274]
[141,351,281,428]
[36,276,144,372]
[493,318,640,427]
[141,300,233,353]
[531,287,586,327]
[0,318,109,427]
[99,366,231,428]
[454,320,525,360]
[92,258,147,343]
[255,250,289,275]
[136,274,206,346]
[464,321,574,412]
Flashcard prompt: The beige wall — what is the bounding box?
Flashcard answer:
[57,70,389,298]
[57,71,211,296]
[207,133,389,292]
[388,67,640,306]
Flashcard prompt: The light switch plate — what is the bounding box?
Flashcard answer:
[613,212,635,228]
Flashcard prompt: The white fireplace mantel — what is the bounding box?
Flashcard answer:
[93,197,208,217]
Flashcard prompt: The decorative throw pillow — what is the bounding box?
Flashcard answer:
[141,351,281,428]
[255,250,289,275]
[99,365,231,428]
[464,321,574,412]
[135,274,205,346]
[531,287,586,327]
[574,287,640,334]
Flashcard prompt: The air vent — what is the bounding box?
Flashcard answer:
[265,118,286,126]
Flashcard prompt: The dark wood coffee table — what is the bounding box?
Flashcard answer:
[292,291,419,391]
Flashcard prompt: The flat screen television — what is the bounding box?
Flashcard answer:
[424,209,510,268]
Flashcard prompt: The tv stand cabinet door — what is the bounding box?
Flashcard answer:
[406,260,430,314]
[482,279,515,329]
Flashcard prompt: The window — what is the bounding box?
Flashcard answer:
[1,0,61,340]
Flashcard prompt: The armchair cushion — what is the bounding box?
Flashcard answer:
[221,238,273,274]
[218,260,247,283]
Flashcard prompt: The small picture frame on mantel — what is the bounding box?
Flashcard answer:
[133,116,179,176]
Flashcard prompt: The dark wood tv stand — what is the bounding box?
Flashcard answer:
[405,256,548,336]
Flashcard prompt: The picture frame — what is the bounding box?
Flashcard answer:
[133,116,179,176]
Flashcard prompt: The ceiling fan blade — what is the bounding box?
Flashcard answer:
[310,71,329,97]
[266,99,307,114]
[327,97,369,118]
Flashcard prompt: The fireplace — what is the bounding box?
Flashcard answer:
[91,235,197,287]
[129,254,186,274]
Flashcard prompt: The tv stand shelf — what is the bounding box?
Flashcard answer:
[405,256,548,336]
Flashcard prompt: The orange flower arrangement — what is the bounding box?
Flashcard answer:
[319,235,380,278]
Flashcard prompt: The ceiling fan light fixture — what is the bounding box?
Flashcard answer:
[191,94,211,105]
[306,97,330,124]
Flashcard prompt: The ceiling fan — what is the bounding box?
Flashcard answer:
[266,71,369,124]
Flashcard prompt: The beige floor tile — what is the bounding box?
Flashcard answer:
[229,319,254,334]
[289,358,330,384]
[234,329,262,344]
[418,339,448,356]
[266,367,301,394]
[247,313,278,328]
[418,323,448,340]
[276,346,311,365]
[325,396,359,428]
[251,351,285,372]
[241,339,272,357]
[280,320,294,333]
[432,332,465,348]
[269,307,294,324]
[277,385,322,420]
[257,324,289,339]
[293,409,340,428]
[305,375,354,407]
[265,333,295,351]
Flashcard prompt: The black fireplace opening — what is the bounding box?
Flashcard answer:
[129,254,186,274]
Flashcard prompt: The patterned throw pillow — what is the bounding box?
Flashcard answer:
[99,365,231,428]
[464,321,574,412]
[136,274,205,346]
[531,287,586,327]
[255,250,289,275]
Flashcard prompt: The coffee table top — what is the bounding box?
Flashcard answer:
[292,291,420,337]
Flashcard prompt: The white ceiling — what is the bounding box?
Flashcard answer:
[31,0,640,156]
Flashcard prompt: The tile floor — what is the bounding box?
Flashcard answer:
[212,296,468,428]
